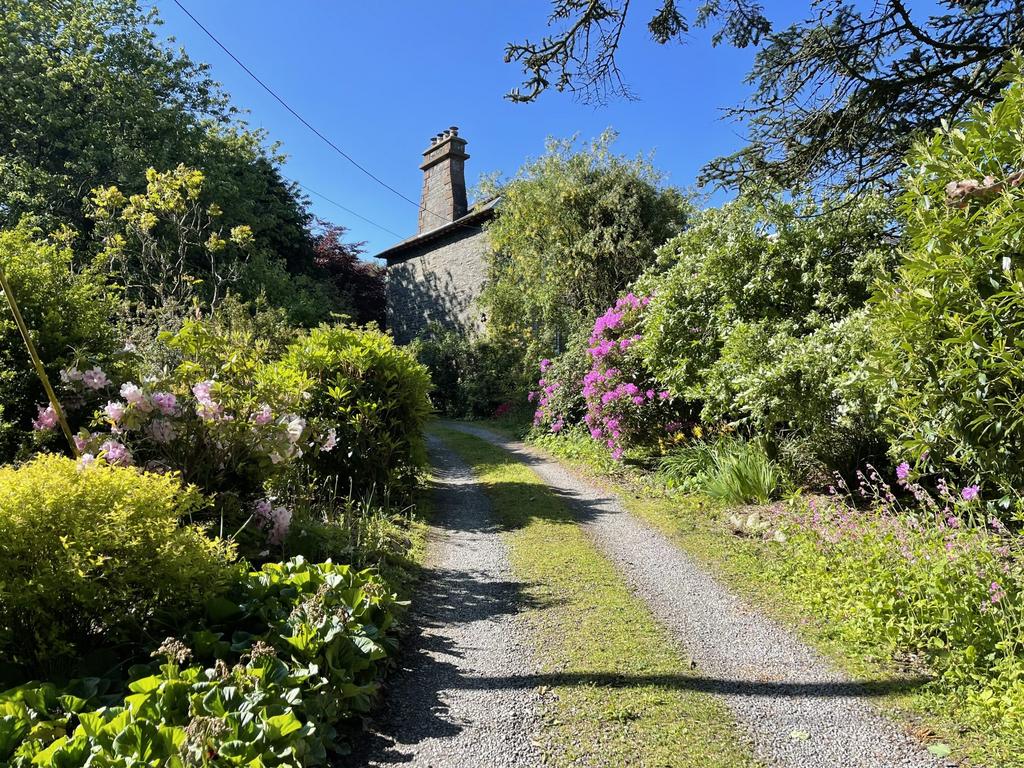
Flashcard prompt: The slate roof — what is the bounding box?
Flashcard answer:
[375,196,499,263]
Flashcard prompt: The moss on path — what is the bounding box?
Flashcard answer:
[437,426,758,768]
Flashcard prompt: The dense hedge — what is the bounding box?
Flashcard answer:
[284,324,431,499]
[870,57,1024,511]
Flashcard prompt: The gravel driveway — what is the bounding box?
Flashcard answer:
[354,435,540,767]
[447,422,949,768]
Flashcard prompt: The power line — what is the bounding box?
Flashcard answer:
[172,0,423,212]
[286,176,402,239]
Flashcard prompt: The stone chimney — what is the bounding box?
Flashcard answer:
[418,126,468,233]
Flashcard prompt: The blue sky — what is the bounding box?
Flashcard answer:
[153,1,797,255]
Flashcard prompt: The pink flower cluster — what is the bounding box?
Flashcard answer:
[530,372,562,429]
[580,294,668,459]
[57,363,337,473]
[255,498,293,546]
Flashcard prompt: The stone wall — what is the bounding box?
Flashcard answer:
[386,225,490,345]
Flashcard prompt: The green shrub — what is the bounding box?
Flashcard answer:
[660,437,784,504]
[870,57,1024,513]
[62,315,317,546]
[0,454,236,672]
[283,324,431,500]
[637,191,894,467]
[411,325,531,418]
[1,558,400,767]
[0,220,118,460]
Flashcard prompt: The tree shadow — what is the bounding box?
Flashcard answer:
[350,441,552,765]
[441,670,933,698]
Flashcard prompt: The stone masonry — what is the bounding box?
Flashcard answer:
[377,127,495,345]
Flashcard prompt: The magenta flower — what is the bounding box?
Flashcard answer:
[895,462,910,482]
[540,358,552,372]
[961,485,980,501]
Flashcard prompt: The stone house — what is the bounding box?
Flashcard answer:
[376,127,495,344]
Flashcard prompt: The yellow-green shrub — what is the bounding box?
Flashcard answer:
[0,455,236,671]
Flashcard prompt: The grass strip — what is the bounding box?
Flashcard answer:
[437,426,758,768]
[524,429,991,766]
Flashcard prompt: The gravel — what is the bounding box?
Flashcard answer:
[448,423,951,768]
[354,435,541,768]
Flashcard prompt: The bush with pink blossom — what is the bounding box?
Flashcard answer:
[46,318,430,554]
[577,293,680,459]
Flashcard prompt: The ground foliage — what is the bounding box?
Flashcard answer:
[0,558,400,767]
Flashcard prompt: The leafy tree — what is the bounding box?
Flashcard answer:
[506,1,1024,193]
[0,0,372,326]
[312,223,386,327]
[0,219,119,460]
[479,131,688,364]
[870,56,1024,512]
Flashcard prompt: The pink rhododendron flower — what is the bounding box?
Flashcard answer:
[60,366,82,383]
[254,498,292,545]
[192,380,214,403]
[282,414,306,443]
[104,401,126,423]
[120,382,152,412]
[82,367,110,390]
[76,453,96,470]
[32,403,57,431]
[252,404,273,425]
[73,432,89,453]
[540,358,552,372]
[151,392,177,416]
[147,419,176,444]
[551,420,564,433]
[193,382,223,420]
[321,428,337,452]
[100,439,131,465]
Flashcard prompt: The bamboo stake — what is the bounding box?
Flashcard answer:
[0,264,80,457]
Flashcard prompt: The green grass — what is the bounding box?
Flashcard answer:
[436,426,758,768]
[525,429,996,766]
